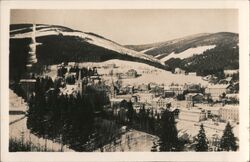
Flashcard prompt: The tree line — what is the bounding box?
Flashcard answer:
[27,76,102,151]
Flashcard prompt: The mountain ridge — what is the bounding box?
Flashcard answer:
[125,32,239,76]
[9,24,239,81]
[9,24,165,81]
[124,32,238,54]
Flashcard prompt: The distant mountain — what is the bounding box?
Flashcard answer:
[126,32,239,75]
[10,24,164,81]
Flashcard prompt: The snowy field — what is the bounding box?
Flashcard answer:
[95,129,159,152]
[9,89,74,152]
[76,59,209,86]
[9,116,74,152]
[177,120,239,141]
[160,45,216,62]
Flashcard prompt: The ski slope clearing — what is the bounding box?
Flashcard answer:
[160,45,216,62]
[161,45,216,62]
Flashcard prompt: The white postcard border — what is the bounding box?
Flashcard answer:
[1,1,249,162]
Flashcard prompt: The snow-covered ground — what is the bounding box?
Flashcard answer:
[95,129,158,152]
[177,120,239,141]
[75,59,209,86]
[9,89,74,152]
[9,116,74,152]
[160,45,216,62]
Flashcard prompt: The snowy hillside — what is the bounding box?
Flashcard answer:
[10,24,166,81]
[126,32,239,75]
[64,59,209,86]
[10,24,162,65]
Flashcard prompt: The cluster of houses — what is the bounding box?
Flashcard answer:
[18,59,239,125]
[109,73,239,124]
[49,63,239,124]
[52,63,111,106]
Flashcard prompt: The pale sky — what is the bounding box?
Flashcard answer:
[11,9,238,45]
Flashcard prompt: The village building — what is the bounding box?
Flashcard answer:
[135,92,154,103]
[126,69,138,78]
[219,105,239,122]
[184,83,202,93]
[174,67,186,74]
[171,100,193,109]
[151,97,173,109]
[185,93,204,104]
[195,104,221,118]
[178,108,206,122]
[150,85,164,97]
[163,84,184,97]
[205,84,233,101]
[120,85,134,94]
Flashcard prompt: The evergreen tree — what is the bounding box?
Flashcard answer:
[126,101,134,124]
[195,124,208,151]
[220,122,237,151]
[158,109,179,151]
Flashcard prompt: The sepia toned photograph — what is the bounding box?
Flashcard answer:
[8,9,240,152]
[1,0,249,162]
